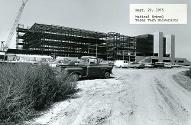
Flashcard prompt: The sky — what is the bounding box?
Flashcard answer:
[0,0,190,60]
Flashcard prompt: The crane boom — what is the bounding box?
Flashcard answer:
[4,0,29,50]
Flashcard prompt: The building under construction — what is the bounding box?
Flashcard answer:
[8,23,137,61]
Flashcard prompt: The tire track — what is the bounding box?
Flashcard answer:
[153,77,190,125]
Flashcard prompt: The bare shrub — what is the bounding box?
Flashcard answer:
[0,63,77,124]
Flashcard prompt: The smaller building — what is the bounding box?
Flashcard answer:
[0,51,6,61]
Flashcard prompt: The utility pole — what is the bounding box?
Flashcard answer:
[122,50,125,60]
[128,52,131,62]
[88,44,90,54]
[96,44,98,58]
[1,41,5,51]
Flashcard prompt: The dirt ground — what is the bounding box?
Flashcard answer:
[29,67,191,125]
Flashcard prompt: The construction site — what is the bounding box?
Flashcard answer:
[12,23,136,61]
[0,21,174,63]
[1,1,191,125]
[0,0,190,65]
[1,22,190,66]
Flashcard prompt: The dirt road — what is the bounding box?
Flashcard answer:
[31,68,191,125]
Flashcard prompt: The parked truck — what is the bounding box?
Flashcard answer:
[59,56,113,80]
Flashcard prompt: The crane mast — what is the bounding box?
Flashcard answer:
[4,0,29,51]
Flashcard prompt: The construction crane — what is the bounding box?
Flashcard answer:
[3,0,29,51]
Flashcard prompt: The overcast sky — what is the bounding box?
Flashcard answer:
[0,0,190,60]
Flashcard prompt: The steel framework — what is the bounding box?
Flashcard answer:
[106,32,136,61]
[16,23,136,60]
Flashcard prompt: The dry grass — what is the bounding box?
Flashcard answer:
[0,63,78,124]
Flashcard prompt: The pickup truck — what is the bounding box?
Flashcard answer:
[59,56,113,80]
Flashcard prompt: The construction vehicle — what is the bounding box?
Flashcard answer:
[1,0,29,58]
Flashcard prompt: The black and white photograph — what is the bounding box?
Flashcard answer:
[0,0,191,124]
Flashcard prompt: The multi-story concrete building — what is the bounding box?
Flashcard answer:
[143,32,176,64]
[135,34,154,57]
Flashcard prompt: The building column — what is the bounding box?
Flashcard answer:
[157,32,164,62]
[171,35,175,64]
